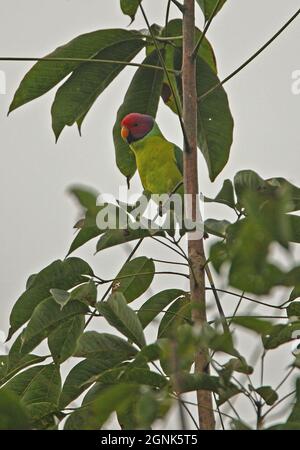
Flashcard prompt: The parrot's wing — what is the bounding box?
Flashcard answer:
[173,145,183,175]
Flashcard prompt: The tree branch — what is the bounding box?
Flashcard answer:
[182,0,215,430]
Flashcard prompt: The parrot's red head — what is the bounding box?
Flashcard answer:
[121,113,154,144]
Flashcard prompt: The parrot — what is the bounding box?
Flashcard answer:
[120,112,183,196]
[120,113,205,236]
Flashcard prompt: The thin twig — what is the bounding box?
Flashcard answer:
[205,287,284,310]
[198,7,300,100]
[0,56,179,74]
[205,264,230,333]
[262,390,296,420]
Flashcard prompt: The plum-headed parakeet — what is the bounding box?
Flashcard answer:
[121,113,183,195]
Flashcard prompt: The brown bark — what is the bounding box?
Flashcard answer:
[182,0,215,430]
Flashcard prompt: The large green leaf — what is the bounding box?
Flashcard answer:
[164,19,217,72]
[8,258,93,339]
[52,38,144,140]
[0,390,29,430]
[9,29,144,113]
[113,257,155,303]
[173,48,233,181]
[60,357,124,408]
[113,50,164,180]
[196,0,227,21]
[64,384,138,430]
[74,332,137,360]
[3,364,61,421]
[97,293,146,348]
[48,315,85,364]
[1,334,47,385]
[138,289,186,329]
[21,298,88,353]
[196,55,233,181]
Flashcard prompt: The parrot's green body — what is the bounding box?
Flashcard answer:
[129,122,183,195]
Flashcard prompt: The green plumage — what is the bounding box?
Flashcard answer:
[129,122,183,195]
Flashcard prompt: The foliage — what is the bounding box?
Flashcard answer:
[1,0,300,431]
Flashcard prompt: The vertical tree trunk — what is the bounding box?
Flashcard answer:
[182,0,215,430]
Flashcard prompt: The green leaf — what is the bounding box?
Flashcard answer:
[50,288,71,310]
[8,258,93,339]
[21,298,88,354]
[171,371,220,394]
[158,295,192,339]
[286,378,300,425]
[196,0,227,21]
[172,47,233,181]
[60,357,129,408]
[209,241,228,273]
[120,0,141,22]
[4,364,61,416]
[9,29,144,113]
[52,38,144,140]
[93,367,167,389]
[64,384,138,430]
[266,177,300,213]
[196,55,233,181]
[263,322,300,350]
[205,218,231,238]
[74,332,137,360]
[205,179,236,208]
[70,281,98,306]
[164,19,217,72]
[113,50,164,180]
[232,317,274,335]
[1,335,47,385]
[113,257,155,303]
[254,386,278,406]
[67,186,109,255]
[224,358,253,375]
[69,227,103,255]
[48,315,85,364]
[97,293,146,348]
[96,228,164,252]
[69,185,99,211]
[59,352,135,408]
[288,285,300,303]
[0,389,29,430]
[287,302,300,318]
[138,289,186,329]
[288,214,300,243]
[234,170,269,204]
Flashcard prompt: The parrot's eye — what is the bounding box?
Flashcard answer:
[133,123,139,127]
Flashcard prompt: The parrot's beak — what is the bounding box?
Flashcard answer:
[121,126,129,141]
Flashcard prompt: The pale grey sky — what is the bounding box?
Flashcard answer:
[1,0,300,428]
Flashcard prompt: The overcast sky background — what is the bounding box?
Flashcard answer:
[1,0,300,428]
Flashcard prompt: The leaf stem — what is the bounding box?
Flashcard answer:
[0,56,180,74]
